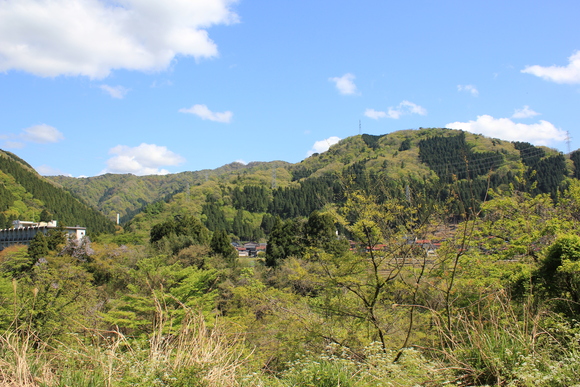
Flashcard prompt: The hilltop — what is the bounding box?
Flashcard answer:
[41,128,575,242]
[2,128,573,241]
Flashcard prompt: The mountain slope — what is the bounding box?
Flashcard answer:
[0,150,115,234]
[47,128,574,240]
[49,160,291,223]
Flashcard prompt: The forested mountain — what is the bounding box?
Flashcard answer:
[49,160,291,223]
[0,128,569,242]
[0,149,115,233]
[45,128,573,243]
[6,128,580,386]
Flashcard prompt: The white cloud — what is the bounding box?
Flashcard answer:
[99,84,129,99]
[512,105,540,119]
[21,124,64,143]
[364,108,387,120]
[235,159,247,165]
[102,143,185,175]
[3,141,25,149]
[457,84,479,97]
[150,79,173,88]
[446,115,567,146]
[179,104,233,123]
[522,50,580,84]
[307,136,341,157]
[35,164,71,176]
[0,0,239,79]
[366,100,427,120]
[329,73,359,95]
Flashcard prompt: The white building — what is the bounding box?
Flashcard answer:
[0,220,86,249]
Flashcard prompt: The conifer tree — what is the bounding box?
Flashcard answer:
[28,231,49,260]
[210,229,237,261]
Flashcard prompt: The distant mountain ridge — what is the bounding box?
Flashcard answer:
[34,128,580,234]
[49,160,291,223]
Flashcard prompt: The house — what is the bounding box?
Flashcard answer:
[235,242,267,257]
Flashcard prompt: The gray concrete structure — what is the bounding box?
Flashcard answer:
[0,220,86,249]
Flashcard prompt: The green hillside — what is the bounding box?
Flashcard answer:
[6,129,580,386]
[46,128,574,244]
[0,150,115,234]
[50,160,291,223]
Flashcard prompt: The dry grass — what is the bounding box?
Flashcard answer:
[0,299,249,387]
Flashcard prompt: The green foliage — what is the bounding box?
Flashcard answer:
[398,137,411,151]
[201,200,227,231]
[571,149,580,179]
[266,217,303,266]
[210,228,237,261]
[28,231,48,259]
[515,141,568,195]
[0,245,33,277]
[4,130,580,385]
[0,150,115,234]
[5,255,98,341]
[537,234,580,315]
[232,185,269,213]
[150,215,210,254]
[418,131,504,182]
[46,226,67,251]
[270,176,339,219]
[361,133,383,150]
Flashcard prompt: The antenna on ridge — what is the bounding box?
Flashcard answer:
[566,131,572,154]
[359,120,362,135]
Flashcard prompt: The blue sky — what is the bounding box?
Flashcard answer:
[0,0,579,177]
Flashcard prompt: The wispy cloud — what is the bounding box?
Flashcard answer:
[0,0,239,78]
[307,136,341,157]
[512,105,540,119]
[179,104,233,123]
[522,50,580,84]
[365,100,427,120]
[457,84,479,97]
[102,143,185,176]
[35,164,71,176]
[329,73,359,95]
[446,115,566,146]
[1,124,64,149]
[21,124,64,143]
[99,85,129,99]
[364,109,387,120]
[3,141,25,149]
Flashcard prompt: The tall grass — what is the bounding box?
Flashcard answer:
[0,298,248,386]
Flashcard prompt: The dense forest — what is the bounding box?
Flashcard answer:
[3,128,580,386]
[0,150,115,233]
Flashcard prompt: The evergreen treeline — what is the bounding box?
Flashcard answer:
[0,151,115,233]
[418,131,504,182]
[269,176,340,219]
[514,141,567,195]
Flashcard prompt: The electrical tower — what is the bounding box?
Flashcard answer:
[566,131,572,154]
